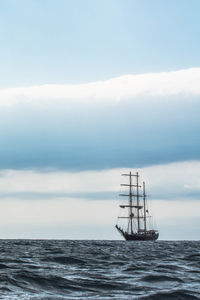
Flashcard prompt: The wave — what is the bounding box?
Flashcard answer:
[14,271,80,292]
[141,289,199,300]
[142,274,183,283]
[0,263,9,269]
[42,256,85,265]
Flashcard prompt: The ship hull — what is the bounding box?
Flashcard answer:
[115,225,159,241]
[123,232,159,241]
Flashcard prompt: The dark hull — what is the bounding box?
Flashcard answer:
[115,225,159,241]
[123,232,159,241]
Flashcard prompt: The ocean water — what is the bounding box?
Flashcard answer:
[0,240,199,299]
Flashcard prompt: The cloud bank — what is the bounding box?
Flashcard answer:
[0,160,199,200]
[0,67,200,106]
[0,67,199,170]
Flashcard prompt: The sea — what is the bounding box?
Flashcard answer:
[0,240,199,300]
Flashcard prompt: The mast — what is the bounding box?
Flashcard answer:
[143,181,147,233]
[136,172,140,232]
[129,172,133,234]
[121,172,135,234]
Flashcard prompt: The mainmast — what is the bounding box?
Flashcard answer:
[143,181,147,232]
[136,172,140,232]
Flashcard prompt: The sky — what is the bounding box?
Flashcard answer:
[0,0,200,239]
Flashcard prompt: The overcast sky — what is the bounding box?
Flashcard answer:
[0,0,200,239]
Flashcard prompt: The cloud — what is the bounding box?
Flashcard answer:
[0,67,200,106]
[0,67,199,170]
[0,160,200,200]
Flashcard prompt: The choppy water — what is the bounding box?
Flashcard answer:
[0,240,200,299]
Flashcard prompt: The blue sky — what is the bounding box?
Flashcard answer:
[0,0,200,87]
[0,1,200,239]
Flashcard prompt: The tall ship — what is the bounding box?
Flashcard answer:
[115,171,159,241]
